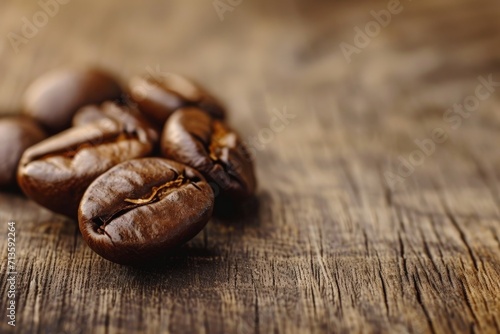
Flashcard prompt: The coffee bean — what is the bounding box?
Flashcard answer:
[72,102,157,131]
[22,68,122,133]
[128,73,225,125]
[0,116,46,188]
[78,158,214,265]
[160,107,256,200]
[17,103,158,217]
[72,105,108,127]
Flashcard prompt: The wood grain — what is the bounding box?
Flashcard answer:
[1,0,500,333]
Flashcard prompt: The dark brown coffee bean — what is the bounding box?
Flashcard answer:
[22,68,122,133]
[79,158,214,265]
[128,74,225,125]
[72,102,157,130]
[17,103,158,218]
[160,107,256,200]
[0,116,46,188]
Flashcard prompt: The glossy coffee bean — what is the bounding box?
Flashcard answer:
[22,68,122,133]
[0,116,46,188]
[79,158,214,265]
[17,103,158,217]
[72,102,156,130]
[161,107,256,200]
[128,74,225,125]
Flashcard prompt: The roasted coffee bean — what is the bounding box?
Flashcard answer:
[0,116,46,188]
[22,68,122,133]
[72,105,108,126]
[17,103,158,217]
[72,102,154,129]
[128,73,225,125]
[79,158,214,265]
[161,107,256,200]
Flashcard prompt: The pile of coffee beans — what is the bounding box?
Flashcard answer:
[0,68,256,265]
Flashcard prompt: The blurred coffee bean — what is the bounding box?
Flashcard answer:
[0,116,46,188]
[161,107,256,200]
[72,102,158,136]
[79,158,214,265]
[72,105,108,126]
[17,103,158,218]
[128,73,225,125]
[22,68,122,133]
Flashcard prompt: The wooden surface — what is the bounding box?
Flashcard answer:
[1,0,500,333]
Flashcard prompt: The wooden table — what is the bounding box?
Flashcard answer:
[1,0,500,333]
